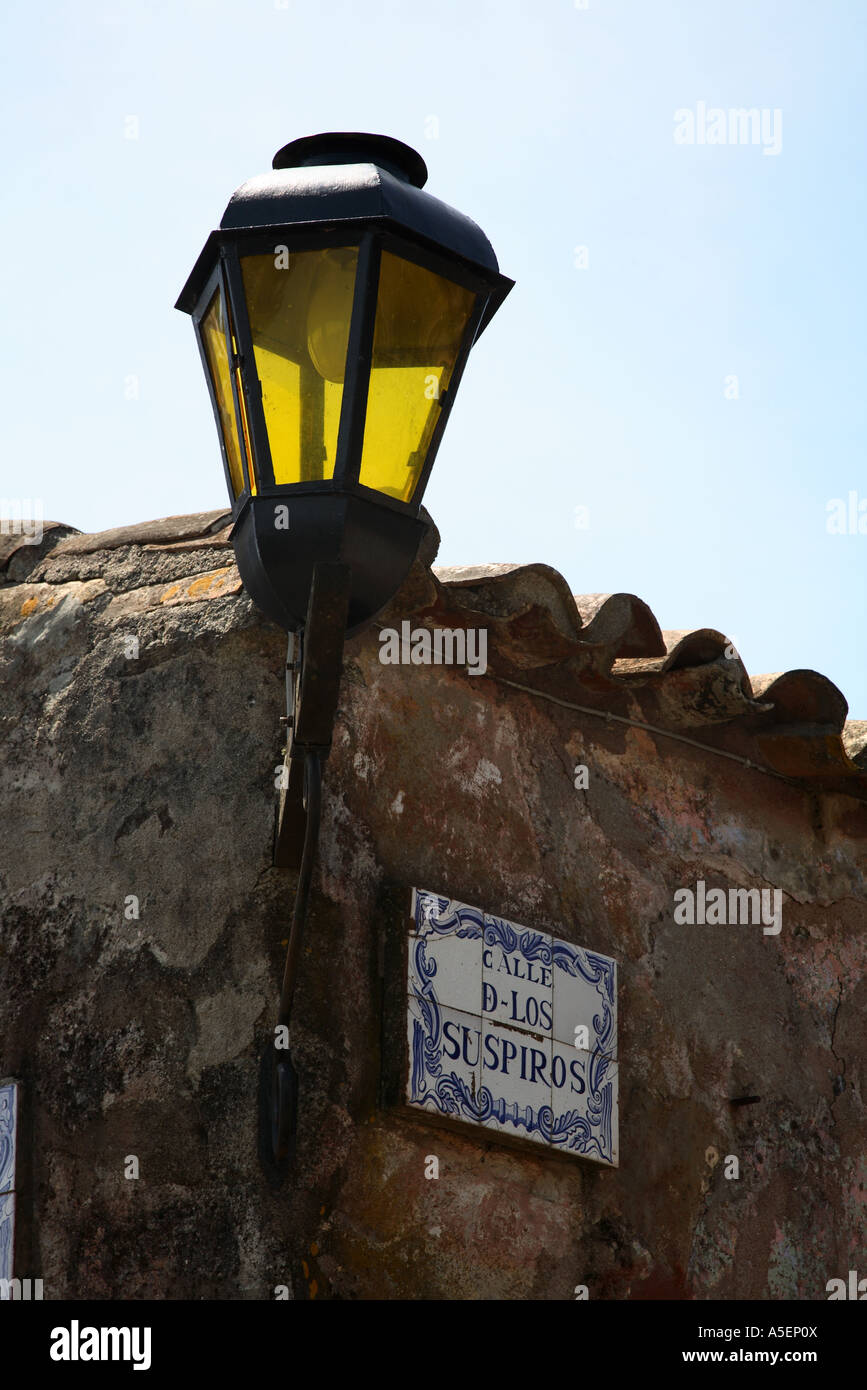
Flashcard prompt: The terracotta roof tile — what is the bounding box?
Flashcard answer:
[421,562,867,800]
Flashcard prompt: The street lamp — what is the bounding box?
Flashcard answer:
[176,133,513,1163]
[176,131,513,633]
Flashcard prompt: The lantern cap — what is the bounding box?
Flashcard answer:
[175,132,514,323]
[272,132,428,189]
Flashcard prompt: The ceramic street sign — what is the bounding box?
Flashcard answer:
[406,889,618,1165]
[0,1081,17,1290]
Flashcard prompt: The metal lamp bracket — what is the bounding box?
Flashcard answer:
[269,562,351,1162]
[274,562,351,870]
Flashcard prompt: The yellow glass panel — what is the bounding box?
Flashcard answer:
[200,288,246,498]
[359,252,476,502]
[241,248,358,484]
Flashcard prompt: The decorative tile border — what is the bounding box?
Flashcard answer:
[0,1082,18,1290]
[405,890,618,1166]
[0,1082,16,1195]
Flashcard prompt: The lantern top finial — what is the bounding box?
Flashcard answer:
[271,132,428,189]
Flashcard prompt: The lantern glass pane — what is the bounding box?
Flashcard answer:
[359,252,476,502]
[201,288,246,498]
[241,248,358,485]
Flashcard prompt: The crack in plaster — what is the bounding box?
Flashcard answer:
[830,980,847,1122]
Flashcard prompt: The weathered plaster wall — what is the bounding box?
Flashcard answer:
[1,513,865,1299]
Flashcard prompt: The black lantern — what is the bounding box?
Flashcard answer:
[176,132,513,633]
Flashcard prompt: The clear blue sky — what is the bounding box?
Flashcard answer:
[2,0,865,713]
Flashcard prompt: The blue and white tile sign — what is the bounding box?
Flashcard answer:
[406,889,618,1165]
[0,1082,18,1291]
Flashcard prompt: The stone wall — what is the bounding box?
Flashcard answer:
[1,512,865,1299]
